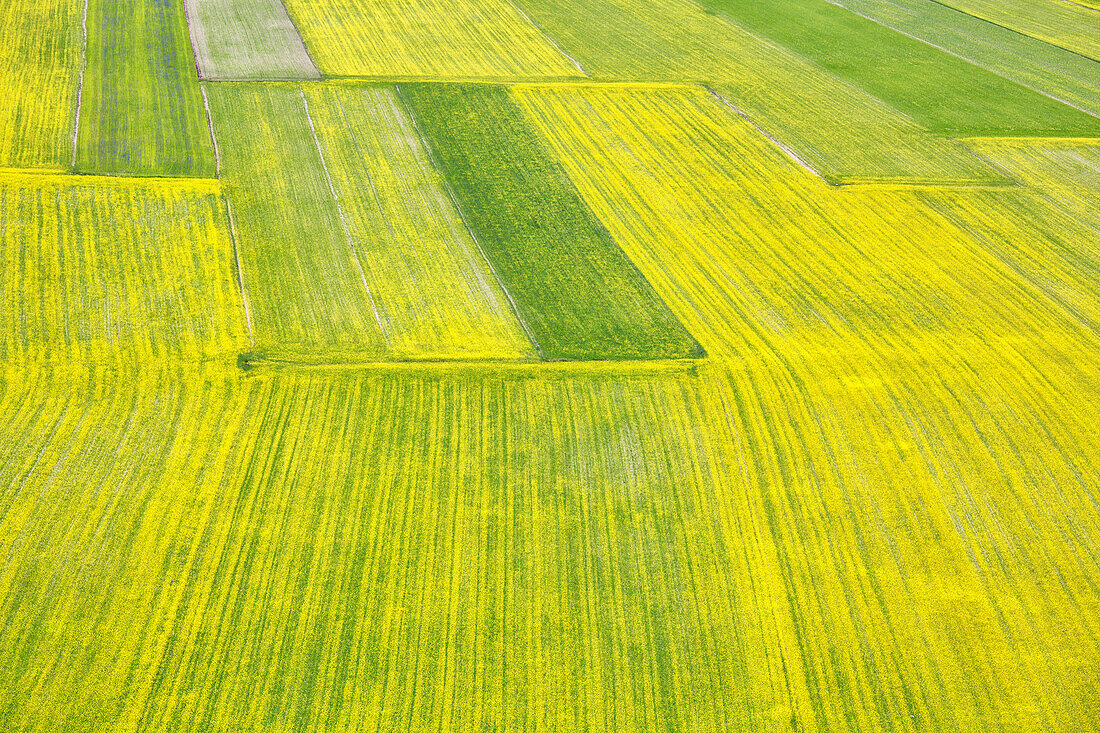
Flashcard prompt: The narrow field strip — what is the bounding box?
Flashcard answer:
[208,82,538,363]
[301,84,537,361]
[510,0,1003,183]
[0,0,84,169]
[828,0,1100,118]
[693,0,1100,135]
[401,83,703,361]
[184,0,320,80]
[282,0,584,78]
[0,175,251,365]
[937,0,1100,61]
[511,85,1100,365]
[205,83,387,362]
[75,0,216,177]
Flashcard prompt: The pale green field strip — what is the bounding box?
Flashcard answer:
[282,0,584,78]
[75,0,216,177]
[511,0,1000,183]
[830,0,1100,117]
[512,85,1099,364]
[205,83,387,362]
[207,82,536,363]
[937,0,1100,61]
[299,84,537,361]
[0,0,83,169]
[696,0,1100,136]
[401,83,704,361]
[183,0,321,80]
[0,347,1097,730]
[0,173,250,365]
[968,139,1100,231]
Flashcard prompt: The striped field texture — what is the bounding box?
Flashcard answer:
[829,0,1100,118]
[206,83,387,362]
[0,172,250,365]
[511,0,1002,183]
[401,83,703,361]
[209,82,538,362]
[75,0,216,177]
[300,84,537,360]
[0,352,1096,731]
[183,0,321,80]
[968,139,1100,231]
[915,188,1100,337]
[937,0,1100,62]
[0,0,83,169]
[694,0,1100,135]
[281,0,583,78]
[510,85,1100,362]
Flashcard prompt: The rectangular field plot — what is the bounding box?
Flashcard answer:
[184,0,320,80]
[0,0,83,169]
[401,83,703,361]
[831,0,1100,118]
[206,83,387,362]
[208,83,535,363]
[511,85,1098,363]
[511,0,1002,183]
[917,188,1100,338]
[694,0,1100,136]
[282,0,583,78]
[0,173,251,364]
[75,0,216,177]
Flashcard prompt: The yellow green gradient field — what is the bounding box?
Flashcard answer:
[1,0,1098,730]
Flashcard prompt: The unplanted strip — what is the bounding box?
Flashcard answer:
[184,0,320,80]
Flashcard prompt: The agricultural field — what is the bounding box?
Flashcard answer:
[1,0,1099,731]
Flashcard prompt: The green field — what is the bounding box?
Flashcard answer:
[1,0,1099,730]
[75,0,216,176]
[694,0,1100,135]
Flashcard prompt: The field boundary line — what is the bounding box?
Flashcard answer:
[200,85,221,175]
[504,0,587,75]
[71,0,90,169]
[223,198,255,346]
[0,168,221,193]
[393,83,547,360]
[704,85,833,184]
[278,0,323,76]
[240,354,701,375]
[299,89,387,336]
